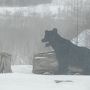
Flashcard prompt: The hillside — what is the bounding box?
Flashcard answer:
[0,0,52,6]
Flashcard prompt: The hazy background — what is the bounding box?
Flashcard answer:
[0,0,52,6]
[0,0,90,64]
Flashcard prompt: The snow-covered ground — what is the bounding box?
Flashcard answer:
[0,5,59,17]
[0,3,71,18]
[0,65,90,90]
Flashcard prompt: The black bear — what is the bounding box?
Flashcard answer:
[42,28,90,75]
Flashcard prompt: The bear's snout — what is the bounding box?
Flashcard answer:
[42,38,47,42]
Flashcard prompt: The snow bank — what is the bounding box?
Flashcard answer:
[0,73,90,90]
[11,65,33,74]
[0,65,90,90]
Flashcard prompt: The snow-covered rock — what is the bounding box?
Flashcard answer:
[11,65,33,74]
[72,30,90,49]
[33,51,58,74]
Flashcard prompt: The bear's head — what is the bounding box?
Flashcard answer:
[42,28,58,47]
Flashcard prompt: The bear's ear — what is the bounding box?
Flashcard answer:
[45,30,49,33]
[53,28,57,33]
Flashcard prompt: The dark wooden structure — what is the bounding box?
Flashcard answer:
[0,52,12,73]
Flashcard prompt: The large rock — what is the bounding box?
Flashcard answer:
[33,51,58,75]
[0,52,12,73]
[33,51,83,75]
